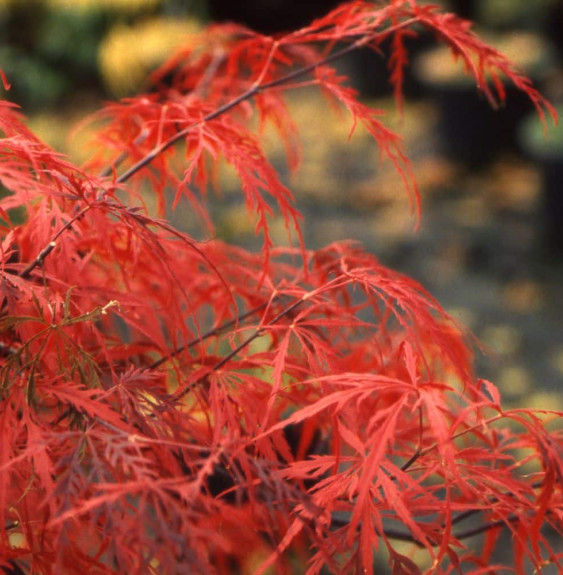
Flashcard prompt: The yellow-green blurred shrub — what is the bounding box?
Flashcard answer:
[99,17,201,96]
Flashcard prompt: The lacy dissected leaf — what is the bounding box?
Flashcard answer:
[0,1,561,574]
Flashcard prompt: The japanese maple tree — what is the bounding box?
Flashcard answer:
[1,1,562,573]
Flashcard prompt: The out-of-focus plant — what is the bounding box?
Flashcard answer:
[476,0,558,30]
[0,0,204,108]
[99,17,201,96]
[0,2,106,109]
[46,0,161,13]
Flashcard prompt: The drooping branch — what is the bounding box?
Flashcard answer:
[109,19,418,186]
[13,2,551,285]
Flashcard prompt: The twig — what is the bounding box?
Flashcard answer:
[0,205,93,314]
[14,19,416,285]
[98,51,227,180]
[330,512,521,547]
[97,128,149,179]
[172,293,306,401]
[113,20,416,186]
[452,514,519,540]
[50,302,270,427]
[18,205,92,281]
[149,302,267,369]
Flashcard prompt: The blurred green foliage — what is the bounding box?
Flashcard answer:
[0,0,207,110]
[0,2,107,109]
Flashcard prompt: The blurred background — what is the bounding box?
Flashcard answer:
[0,0,562,413]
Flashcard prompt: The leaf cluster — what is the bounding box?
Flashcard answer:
[0,2,561,573]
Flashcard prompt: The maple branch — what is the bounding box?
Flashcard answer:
[112,20,416,186]
[449,479,544,528]
[19,205,92,281]
[97,128,149,179]
[98,52,227,180]
[400,449,420,473]
[48,303,270,428]
[398,412,511,477]
[330,513,521,547]
[18,19,417,288]
[397,407,424,475]
[0,204,93,314]
[114,92,251,185]
[172,293,307,401]
[391,415,548,537]
[149,302,268,369]
[452,514,520,541]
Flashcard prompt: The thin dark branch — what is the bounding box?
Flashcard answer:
[0,205,93,314]
[98,52,226,180]
[114,86,259,185]
[449,480,544,527]
[330,513,521,547]
[50,302,268,428]
[113,20,416,186]
[11,19,416,284]
[97,128,149,179]
[172,294,306,401]
[400,449,420,474]
[453,514,519,540]
[149,302,268,369]
[19,205,92,281]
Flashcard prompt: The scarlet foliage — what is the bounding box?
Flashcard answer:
[0,1,562,573]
